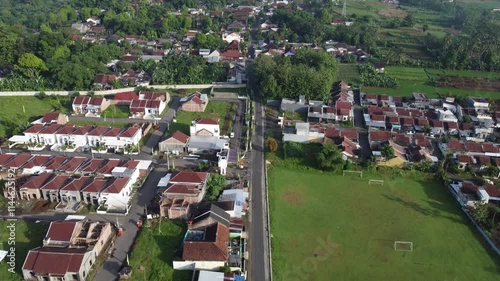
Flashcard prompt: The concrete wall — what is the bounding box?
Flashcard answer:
[173,260,224,271]
[0,83,246,97]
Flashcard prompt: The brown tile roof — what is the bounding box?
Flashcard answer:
[44,156,68,170]
[460,182,478,195]
[477,156,491,166]
[60,176,92,192]
[369,131,392,142]
[4,154,33,169]
[119,160,139,169]
[102,177,129,193]
[87,126,110,136]
[0,154,16,167]
[482,143,498,153]
[20,173,54,190]
[20,155,52,169]
[459,123,474,131]
[57,157,87,172]
[182,223,229,261]
[73,96,91,106]
[23,247,87,275]
[40,175,72,190]
[457,155,473,164]
[55,124,75,135]
[166,130,190,144]
[371,114,385,122]
[165,184,200,195]
[194,118,219,125]
[102,127,123,137]
[466,142,483,153]
[444,122,458,130]
[170,171,209,184]
[46,221,78,242]
[96,159,121,174]
[114,91,139,101]
[448,139,465,150]
[24,124,46,134]
[81,178,108,193]
[430,120,443,128]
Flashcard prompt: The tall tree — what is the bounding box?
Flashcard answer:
[317,143,344,171]
[14,53,47,78]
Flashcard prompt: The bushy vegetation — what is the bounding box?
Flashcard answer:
[358,64,399,88]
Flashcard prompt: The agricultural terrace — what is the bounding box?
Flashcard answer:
[166,101,237,136]
[0,221,49,281]
[0,95,71,138]
[269,167,500,281]
[363,66,500,98]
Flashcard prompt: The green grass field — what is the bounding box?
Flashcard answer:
[127,219,191,281]
[167,101,236,135]
[0,96,71,138]
[102,104,130,119]
[269,167,500,281]
[337,64,361,84]
[363,66,500,97]
[0,220,49,281]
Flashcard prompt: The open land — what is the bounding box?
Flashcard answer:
[166,101,236,136]
[127,219,191,281]
[363,66,500,97]
[0,96,71,138]
[102,104,130,119]
[0,220,50,281]
[269,167,500,281]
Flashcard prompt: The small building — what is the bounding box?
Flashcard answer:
[181,92,209,112]
[159,130,190,153]
[190,118,220,137]
[19,173,54,201]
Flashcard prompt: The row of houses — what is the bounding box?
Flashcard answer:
[22,219,114,281]
[10,124,143,151]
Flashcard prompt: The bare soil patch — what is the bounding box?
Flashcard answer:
[378,8,407,18]
[436,75,500,92]
[283,191,303,206]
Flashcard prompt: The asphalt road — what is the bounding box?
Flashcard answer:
[247,62,270,280]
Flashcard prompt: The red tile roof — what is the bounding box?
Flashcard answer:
[61,176,92,192]
[80,159,106,173]
[371,114,385,122]
[466,142,483,153]
[369,131,392,142]
[170,171,209,184]
[165,184,200,195]
[23,247,87,275]
[73,96,91,106]
[41,112,60,124]
[57,157,87,172]
[4,154,33,169]
[96,159,121,174]
[0,154,16,167]
[448,139,465,150]
[40,175,72,190]
[119,127,140,138]
[182,223,229,261]
[194,118,219,125]
[71,125,94,136]
[39,124,63,135]
[114,91,139,101]
[24,124,46,134]
[445,122,458,130]
[81,178,108,193]
[167,130,190,144]
[460,182,478,195]
[20,155,52,169]
[20,173,54,190]
[457,155,473,164]
[102,127,123,137]
[220,49,241,59]
[484,184,500,197]
[119,160,139,169]
[482,143,498,153]
[430,120,443,128]
[477,156,491,166]
[55,124,75,135]
[87,126,110,136]
[89,97,104,106]
[46,221,78,242]
[102,177,129,193]
[44,156,68,170]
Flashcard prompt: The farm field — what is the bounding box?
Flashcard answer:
[166,101,236,136]
[0,96,71,138]
[363,66,500,98]
[337,64,361,84]
[127,219,191,281]
[269,167,500,281]
[0,220,49,281]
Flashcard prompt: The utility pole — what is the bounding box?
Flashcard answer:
[341,0,347,18]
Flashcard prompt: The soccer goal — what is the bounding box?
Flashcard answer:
[394,241,413,252]
[343,170,363,177]
[368,180,384,185]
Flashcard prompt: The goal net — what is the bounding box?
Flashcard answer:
[368,180,384,185]
[343,170,363,177]
[394,241,413,252]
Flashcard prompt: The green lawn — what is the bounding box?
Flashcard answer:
[0,96,71,138]
[363,66,500,98]
[0,220,49,281]
[269,167,500,281]
[127,219,191,281]
[102,104,130,119]
[168,101,236,136]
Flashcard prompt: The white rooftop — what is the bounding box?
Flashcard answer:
[198,270,224,281]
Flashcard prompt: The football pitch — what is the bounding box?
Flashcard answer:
[268,168,500,281]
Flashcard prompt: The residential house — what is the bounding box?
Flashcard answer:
[40,175,72,202]
[23,124,45,144]
[101,127,125,150]
[206,50,220,63]
[222,32,241,43]
[60,176,92,205]
[55,125,76,145]
[57,157,87,174]
[220,50,242,62]
[0,154,16,170]
[368,131,392,150]
[87,126,110,147]
[96,159,122,176]
[160,171,210,219]
[20,155,52,175]
[217,189,249,218]
[69,125,94,148]
[38,124,63,146]
[81,178,108,206]
[3,154,33,170]
[22,247,94,281]
[227,21,246,31]
[99,177,132,213]
[190,118,220,137]
[71,23,90,33]
[43,156,68,173]
[159,130,190,153]
[282,122,324,143]
[117,126,142,148]
[456,155,475,170]
[80,159,107,175]
[72,96,110,116]
[181,92,209,112]
[93,74,117,89]
[32,112,69,125]
[129,93,169,119]
[19,173,54,201]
